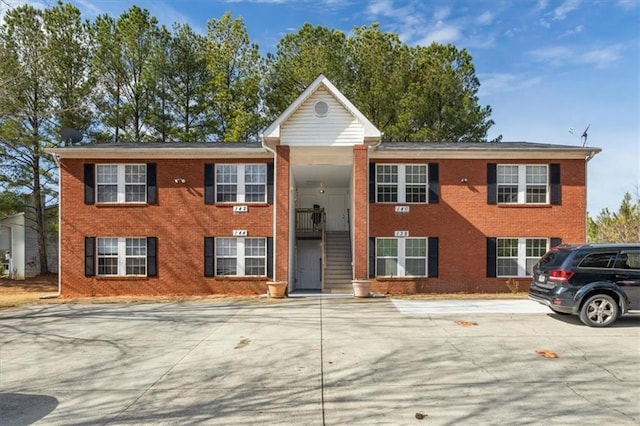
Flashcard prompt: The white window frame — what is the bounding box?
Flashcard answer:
[376,164,428,204]
[215,237,266,276]
[96,237,147,276]
[215,164,266,203]
[375,237,428,277]
[497,164,548,205]
[496,237,548,277]
[96,164,147,204]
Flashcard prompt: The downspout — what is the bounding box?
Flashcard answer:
[261,136,278,286]
[362,136,383,281]
[584,149,598,243]
[41,153,62,299]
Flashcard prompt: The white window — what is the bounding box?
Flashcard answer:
[97,237,147,276]
[215,164,266,203]
[376,237,427,277]
[96,164,147,203]
[376,164,428,203]
[497,238,548,277]
[497,165,548,204]
[215,237,266,276]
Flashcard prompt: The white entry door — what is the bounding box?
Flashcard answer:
[295,240,322,290]
[326,194,349,231]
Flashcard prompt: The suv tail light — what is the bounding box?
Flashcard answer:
[548,269,574,283]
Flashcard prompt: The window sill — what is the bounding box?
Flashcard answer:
[95,203,149,207]
[374,276,430,280]
[95,275,149,280]
[497,204,552,208]
[210,276,268,281]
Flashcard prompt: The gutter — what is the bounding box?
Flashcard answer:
[260,136,278,287]
[41,153,62,299]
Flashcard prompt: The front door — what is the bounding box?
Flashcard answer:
[295,240,322,290]
[326,193,349,231]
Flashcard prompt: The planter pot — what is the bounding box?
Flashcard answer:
[267,281,287,298]
[352,280,371,298]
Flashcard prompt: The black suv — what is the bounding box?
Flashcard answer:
[529,243,640,327]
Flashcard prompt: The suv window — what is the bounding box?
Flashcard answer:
[578,252,617,269]
[614,250,640,270]
[537,248,572,269]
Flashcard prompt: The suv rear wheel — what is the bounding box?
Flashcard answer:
[579,294,619,327]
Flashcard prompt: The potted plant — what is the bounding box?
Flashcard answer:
[267,281,287,298]
[352,280,371,298]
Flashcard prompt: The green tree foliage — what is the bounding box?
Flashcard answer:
[0,2,92,273]
[588,191,640,243]
[93,6,161,142]
[154,24,210,142]
[205,13,264,142]
[265,23,499,142]
[264,23,347,118]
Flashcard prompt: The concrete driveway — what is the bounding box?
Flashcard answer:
[1,298,639,425]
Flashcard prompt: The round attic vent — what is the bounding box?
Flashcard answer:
[313,100,329,118]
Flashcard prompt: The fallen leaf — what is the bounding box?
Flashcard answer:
[455,320,478,327]
[535,349,559,358]
[234,338,250,349]
[415,412,428,419]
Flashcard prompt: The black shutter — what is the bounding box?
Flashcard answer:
[550,237,562,248]
[84,163,95,205]
[486,237,497,277]
[267,237,274,278]
[369,237,376,278]
[85,237,95,276]
[204,237,215,277]
[267,163,274,204]
[204,164,215,204]
[147,237,157,277]
[487,163,497,205]
[428,237,439,277]
[369,163,376,203]
[550,163,561,205]
[428,163,440,204]
[146,163,157,204]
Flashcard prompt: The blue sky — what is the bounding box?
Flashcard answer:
[3,0,639,215]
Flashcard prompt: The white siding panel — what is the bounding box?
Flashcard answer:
[281,88,364,146]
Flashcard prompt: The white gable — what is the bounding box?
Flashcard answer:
[280,87,364,146]
[261,75,381,146]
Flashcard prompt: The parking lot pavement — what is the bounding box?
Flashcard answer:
[1,298,639,425]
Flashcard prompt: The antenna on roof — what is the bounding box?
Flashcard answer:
[568,123,590,146]
[59,127,83,146]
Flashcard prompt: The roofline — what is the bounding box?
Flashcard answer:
[45,145,272,160]
[261,74,381,141]
[370,142,601,160]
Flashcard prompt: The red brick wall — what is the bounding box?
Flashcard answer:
[369,158,587,294]
[352,145,369,280]
[59,158,273,297]
[275,146,290,284]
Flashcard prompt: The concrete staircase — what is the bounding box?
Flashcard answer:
[323,231,353,294]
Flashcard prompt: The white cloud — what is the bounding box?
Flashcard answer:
[366,0,394,16]
[529,44,624,69]
[478,73,542,97]
[419,23,460,45]
[476,11,493,25]
[616,0,639,8]
[433,6,450,21]
[529,46,574,65]
[561,24,584,37]
[553,0,581,20]
[578,45,624,68]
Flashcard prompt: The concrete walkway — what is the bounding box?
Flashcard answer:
[1,298,638,425]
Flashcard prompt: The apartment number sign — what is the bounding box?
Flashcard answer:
[233,230,248,236]
[394,231,409,237]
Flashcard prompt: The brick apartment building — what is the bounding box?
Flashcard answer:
[47,75,600,297]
